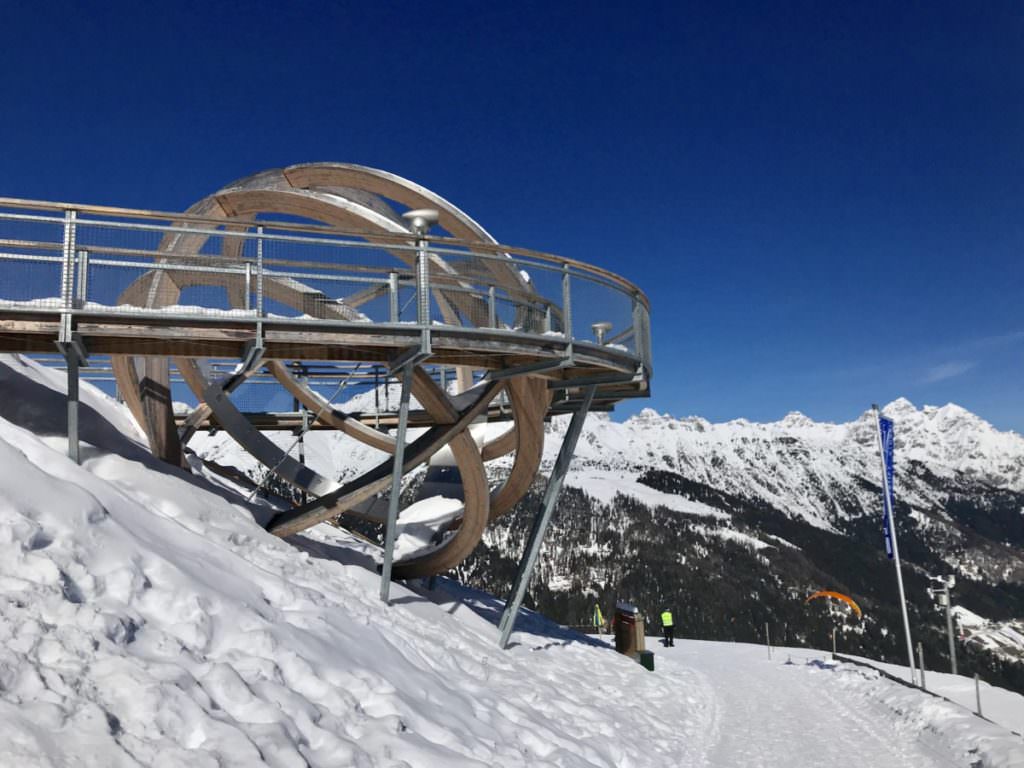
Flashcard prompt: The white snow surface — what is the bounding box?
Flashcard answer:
[668,641,1024,767]
[3,354,1024,765]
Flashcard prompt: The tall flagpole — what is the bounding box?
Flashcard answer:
[873,404,917,686]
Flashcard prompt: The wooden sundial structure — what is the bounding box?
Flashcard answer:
[0,164,652,645]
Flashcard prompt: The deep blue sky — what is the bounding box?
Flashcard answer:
[1,2,1021,430]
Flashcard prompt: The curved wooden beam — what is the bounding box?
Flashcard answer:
[390,372,491,578]
[489,376,550,520]
[265,359,396,454]
[266,379,503,538]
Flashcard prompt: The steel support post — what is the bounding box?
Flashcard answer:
[293,363,309,506]
[66,351,80,464]
[497,384,597,648]
[488,285,497,328]
[379,363,415,603]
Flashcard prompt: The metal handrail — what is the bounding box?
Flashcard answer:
[0,199,653,375]
[0,196,651,311]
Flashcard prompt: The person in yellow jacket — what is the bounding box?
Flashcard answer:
[660,609,675,647]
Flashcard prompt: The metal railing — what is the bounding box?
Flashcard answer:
[0,197,652,376]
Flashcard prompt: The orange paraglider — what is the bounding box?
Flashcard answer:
[804,590,862,619]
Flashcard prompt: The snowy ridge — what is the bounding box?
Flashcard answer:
[543,398,1024,527]
[190,390,1024,573]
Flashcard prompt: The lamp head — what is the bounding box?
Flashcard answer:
[402,208,440,236]
[591,321,613,344]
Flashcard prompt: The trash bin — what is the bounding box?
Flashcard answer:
[639,649,655,672]
[613,602,639,656]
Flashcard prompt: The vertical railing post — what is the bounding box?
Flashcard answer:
[497,384,597,648]
[631,292,642,357]
[415,238,430,328]
[388,272,399,323]
[254,225,265,350]
[244,263,253,312]
[561,263,572,340]
[633,293,651,374]
[255,225,265,312]
[59,210,77,342]
[415,237,431,355]
[380,363,414,603]
[75,249,89,309]
[402,209,438,354]
[488,285,497,328]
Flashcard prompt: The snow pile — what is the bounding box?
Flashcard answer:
[0,355,710,766]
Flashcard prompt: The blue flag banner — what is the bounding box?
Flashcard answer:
[878,415,896,559]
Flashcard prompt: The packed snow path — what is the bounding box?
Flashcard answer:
[656,639,1021,767]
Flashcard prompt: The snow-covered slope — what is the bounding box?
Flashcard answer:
[0,356,708,766]
[3,354,1024,766]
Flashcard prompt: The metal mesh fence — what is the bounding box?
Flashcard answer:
[0,211,69,311]
[0,203,650,376]
[569,272,637,356]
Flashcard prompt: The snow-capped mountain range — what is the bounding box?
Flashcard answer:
[544,398,1024,529]
[190,391,1024,693]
